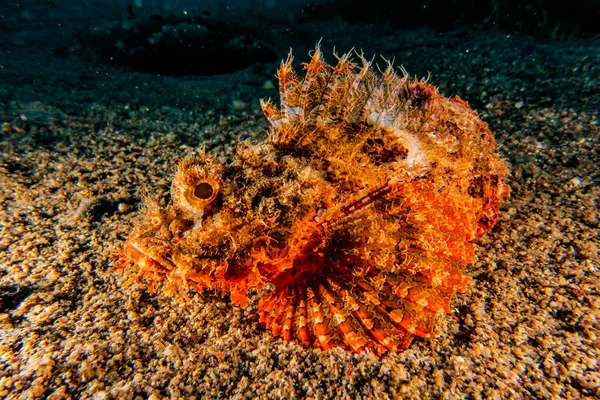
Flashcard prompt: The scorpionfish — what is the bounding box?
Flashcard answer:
[119,46,510,354]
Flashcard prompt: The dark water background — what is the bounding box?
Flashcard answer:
[2,0,598,121]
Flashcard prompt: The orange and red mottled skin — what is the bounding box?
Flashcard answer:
[118,45,509,355]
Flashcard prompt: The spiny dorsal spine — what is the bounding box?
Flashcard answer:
[261,45,433,135]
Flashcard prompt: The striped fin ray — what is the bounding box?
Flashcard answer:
[341,53,379,124]
[277,50,303,124]
[319,50,356,122]
[257,264,454,354]
[299,44,331,126]
[364,61,410,129]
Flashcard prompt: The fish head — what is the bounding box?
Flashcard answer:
[120,144,330,307]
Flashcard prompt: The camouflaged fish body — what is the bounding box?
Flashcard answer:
[120,46,509,354]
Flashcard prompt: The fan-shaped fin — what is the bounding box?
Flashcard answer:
[257,263,457,354]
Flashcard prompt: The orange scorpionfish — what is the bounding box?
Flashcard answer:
[119,46,510,354]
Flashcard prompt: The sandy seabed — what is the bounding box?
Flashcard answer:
[0,4,598,399]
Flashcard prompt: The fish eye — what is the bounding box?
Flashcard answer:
[171,158,222,218]
[194,180,216,201]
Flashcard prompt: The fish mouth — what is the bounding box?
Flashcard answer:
[122,233,240,291]
[122,237,177,279]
